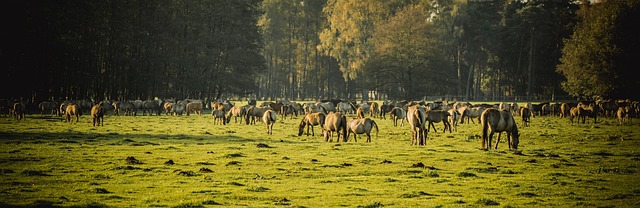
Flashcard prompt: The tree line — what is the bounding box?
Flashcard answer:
[2,0,638,104]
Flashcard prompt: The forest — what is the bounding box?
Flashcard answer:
[2,0,639,103]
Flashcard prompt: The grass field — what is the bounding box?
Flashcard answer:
[1,102,639,207]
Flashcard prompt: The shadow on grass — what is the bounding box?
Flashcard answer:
[0,201,109,208]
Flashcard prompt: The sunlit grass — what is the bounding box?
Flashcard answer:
[0,104,639,207]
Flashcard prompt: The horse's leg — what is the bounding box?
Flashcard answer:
[495,132,502,150]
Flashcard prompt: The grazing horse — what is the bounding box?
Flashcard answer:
[390,107,406,127]
[461,106,485,124]
[91,103,104,126]
[346,118,379,142]
[425,110,451,133]
[263,109,277,135]
[378,103,394,119]
[520,107,531,127]
[186,101,203,116]
[13,102,25,121]
[226,105,247,124]
[356,107,365,119]
[212,109,227,125]
[39,101,59,116]
[65,104,80,123]
[323,112,347,142]
[481,108,520,151]
[407,105,427,146]
[298,112,326,136]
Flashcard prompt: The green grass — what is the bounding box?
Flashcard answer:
[0,104,639,207]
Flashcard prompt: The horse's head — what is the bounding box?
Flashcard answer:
[510,132,520,150]
[298,120,306,136]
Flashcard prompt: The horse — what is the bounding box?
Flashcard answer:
[389,107,406,127]
[263,109,277,135]
[186,101,203,116]
[481,108,520,151]
[368,102,379,118]
[323,112,347,142]
[171,102,186,116]
[298,112,326,136]
[617,107,628,126]
[337,101,356,115]
[163,101,175,116]
[447,108,460,132]
[316,102,336,113]
[91,103,104,126]
[378,103,394,119]
[142,100,161,116]
[245,106,270,125]
[226,105,247,124]
[346,118,379,142]
[13,102,25,121]
[425,110,451,133]
[356,107,365,119]
[113,101,136,116]
[520,107,531,127]
[65,104,80,123]
[39,101,59,116]
[407,105,427,146]
[290,102,304,116]
[212,108,227,125]
[461,106,485,124]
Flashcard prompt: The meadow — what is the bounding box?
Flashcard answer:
[0,102,639,208]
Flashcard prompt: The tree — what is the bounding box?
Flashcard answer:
[556,0,640,99]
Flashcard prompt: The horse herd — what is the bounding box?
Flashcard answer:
[6,98,639,151]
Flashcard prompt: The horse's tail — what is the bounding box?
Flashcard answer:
[372,120,379,139]
[340,115,348,142]
[481,110,489,150]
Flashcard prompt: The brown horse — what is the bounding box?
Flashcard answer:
[186,101,203,116]
[298,112,326,136]
[263,109,277,135]
[425,110,451,133]
[91,103,104,126]
[323,112,347,142]
[407,105,427,146]
[520,107,531,127]
[346,118,379,142]
[447,108,460,132]
[356,107,365,119]
[226,105,247,124]
[481,108,520,151]
[368,102,379,118]
[65,104,80,123]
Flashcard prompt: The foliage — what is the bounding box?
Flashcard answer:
[557,0,640,99]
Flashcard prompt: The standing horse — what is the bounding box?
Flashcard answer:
[407,105,427,146]
[186,101,203,116]
[390,107,406,127]
[356,107,365,119]
[65,104,80,123]
[323,112,347,142]
[447,108,460,132]
[245,106,270,125]
[520,107,531,127]
[369,102,379,118]
[212,109,227,125]
[481,108,520,151]
[263,109,277,135]
[298,112,326,136]
[91,103,104,126]
[39,101,59,116]
[13,102,25,121]
[461,106,485,124]
[346,118,379,142]
[425,110,451,133]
